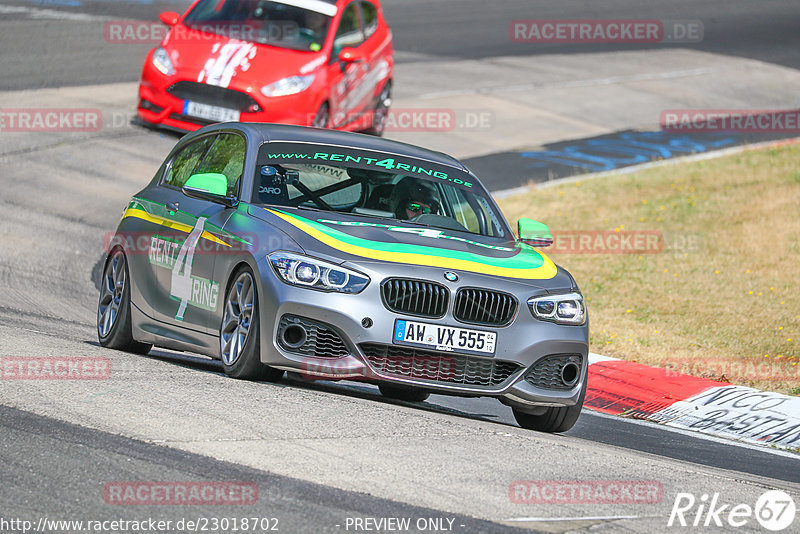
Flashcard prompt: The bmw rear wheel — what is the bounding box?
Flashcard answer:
[97,249,151,354]
[220,267,284,382]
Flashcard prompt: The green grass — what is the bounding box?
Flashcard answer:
[497,144,800,395]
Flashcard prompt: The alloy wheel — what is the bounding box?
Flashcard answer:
[221,271,255,366]
[97,251,126,338]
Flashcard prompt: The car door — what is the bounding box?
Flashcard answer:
[126,135,214,326]
[327,1,368,128]
[150,132,246,335]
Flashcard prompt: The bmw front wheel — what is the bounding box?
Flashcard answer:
[378,383,430,403]
[220,267,284,382]
[512,382,586,433]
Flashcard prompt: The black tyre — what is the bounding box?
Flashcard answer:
[220,267,284,382]
[512,380,586,433]
[378,383,430,403]
[312,102,330,129]
[97,249,152,354]
[365,82,392,136]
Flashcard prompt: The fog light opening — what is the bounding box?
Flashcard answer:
[560,362,579,387]
[282,324,307,348]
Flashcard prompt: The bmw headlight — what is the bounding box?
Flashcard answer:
[269,252,369,293]
[152,47,175,76]
[528,292,586,325]
[261,75,315,97]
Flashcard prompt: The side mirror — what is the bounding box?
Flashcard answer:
[182,173,238,207]
[338,47,365,64]
[159,11,180,27]
[518,218,553,247]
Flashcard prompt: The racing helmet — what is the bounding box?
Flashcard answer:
[389,177,441,219]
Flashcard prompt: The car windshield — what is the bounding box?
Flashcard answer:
[252,147,509,238]
[182,0,334,52]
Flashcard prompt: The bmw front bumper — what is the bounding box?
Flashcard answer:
[255,256,589,409]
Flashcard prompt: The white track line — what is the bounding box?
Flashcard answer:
[583,410,799,459]
[504,515,640,522]
[421,68,713,99]
[492,136,800,198]
[0,5,109,21]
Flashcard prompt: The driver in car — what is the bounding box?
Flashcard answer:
[390,177,441,220]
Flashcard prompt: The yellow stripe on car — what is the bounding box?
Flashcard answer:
[122,208,231,248]
[269,209,557,280]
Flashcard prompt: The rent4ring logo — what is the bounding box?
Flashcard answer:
[668,490,796,531]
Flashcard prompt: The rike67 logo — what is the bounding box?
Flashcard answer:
[668,490,796,531]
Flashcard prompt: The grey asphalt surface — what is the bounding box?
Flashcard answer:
[280,377,800,484]
[1,0,800,89]
[1,0,799,532]
[1,404,532,533]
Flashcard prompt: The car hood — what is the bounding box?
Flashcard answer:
[164,26,325,89]
[248,206,574,288]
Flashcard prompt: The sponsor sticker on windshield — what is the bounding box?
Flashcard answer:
[260,145,474,188]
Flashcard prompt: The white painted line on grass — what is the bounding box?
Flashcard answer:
[588,352,619,364]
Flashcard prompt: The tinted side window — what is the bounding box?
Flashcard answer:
[361,2,377,38]
[193,133,246,195]
[442,185,504,237]
[164,136,214,189]
[333,3,364,54]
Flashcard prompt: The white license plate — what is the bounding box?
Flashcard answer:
[183,101,240,122]
[393,319,496,355]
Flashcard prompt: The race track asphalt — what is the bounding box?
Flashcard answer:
[0,1,798,531]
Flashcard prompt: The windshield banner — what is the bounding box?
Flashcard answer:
[258,144,475,189]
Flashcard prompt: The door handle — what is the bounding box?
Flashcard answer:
[166,201,179,214]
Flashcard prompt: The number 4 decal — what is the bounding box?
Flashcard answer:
[375,158,395,170]
[170,217,206,320]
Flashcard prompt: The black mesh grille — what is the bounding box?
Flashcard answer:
[167,81,260,112]
[278,315,349,358]
[360,343,521,387]
[525,354,583,390]
[381,279,449,318]
[453,288,517,326]
[168,113,215,127]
